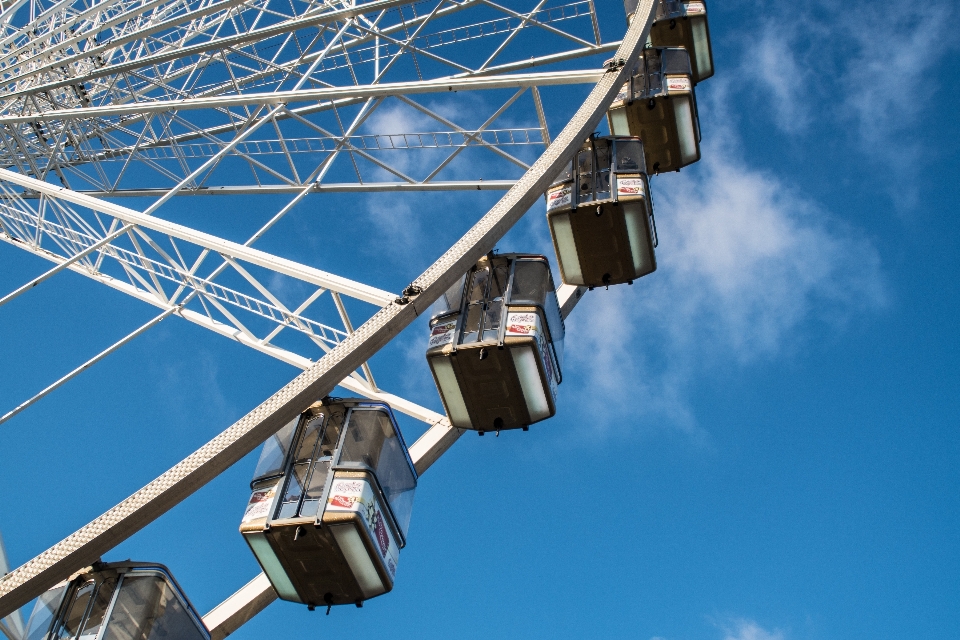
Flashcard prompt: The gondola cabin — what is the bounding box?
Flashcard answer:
[426,254,564,434]
[240,399,417,609]
[607,47,701,174]
[22,562,209,640]
[545,136,657,287]
[624,0,714,83]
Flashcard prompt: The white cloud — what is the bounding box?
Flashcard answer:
[362,196,423,261]
[832,3,960,210]
[740,0,959,172]
[720,618,785,640]
[563,92,886,435]
[741,18,815,133]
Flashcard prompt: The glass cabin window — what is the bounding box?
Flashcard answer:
[251,417,298,484]
[577,149,594,202]
[662,48,693,76]
[299,414,342,518]
[614,139,643,172]
[428,274,466,320]
[277,412,342,518]
[642,51,663,95]
[339,409,417,537]
[594,138,612,199]
[77,578,117,640]
[543,289,565,373]
[52,580,94,639]
[510,261,550,306]
[102,575,206,640]
[25,585,68,640]
[460,259,509,344]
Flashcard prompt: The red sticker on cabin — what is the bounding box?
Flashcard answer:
[331,495,354,508]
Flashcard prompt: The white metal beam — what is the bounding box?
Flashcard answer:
[0,0,655,621]
[0,70,604,124]
[0,0,467,99]
[0,532,22,640]
[0,168,395,307]
[201,278,590,640]
[45,181,518,197]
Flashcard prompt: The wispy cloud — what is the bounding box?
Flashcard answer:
[741,17,816,133]
[719,618,786,640]
[740,0,959,177]
[563,88,886,437]
[839,2,958,163]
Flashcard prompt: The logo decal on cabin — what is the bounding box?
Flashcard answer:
[428,321,457,348]
[242,483,277,522]
[617,178,645,196]
[667,77,692,92]
[547,186,572,211]
[330,495,354,508]
[506,312,539,336]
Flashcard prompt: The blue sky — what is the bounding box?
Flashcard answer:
[1,1,959,639]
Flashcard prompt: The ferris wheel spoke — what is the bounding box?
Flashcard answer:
[0,69,597,192]
[0,2,655,615]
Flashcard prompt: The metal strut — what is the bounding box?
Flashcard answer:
[0,0,659,623]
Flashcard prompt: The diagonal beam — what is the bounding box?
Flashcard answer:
[0,168,395,306]
[202,279,591,640]
[0,0,656,619]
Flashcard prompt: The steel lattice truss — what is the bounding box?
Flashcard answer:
[0,0,614,421]
[0,0,612,195]
[0,0,656,635]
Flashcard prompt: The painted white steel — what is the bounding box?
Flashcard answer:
[0,533,22,640]
[201,279,592,639]
[0,169,395,307]
[201,573,274,640]
[60,182,519,197]
[0,71,605,124]
[0,0,656,621]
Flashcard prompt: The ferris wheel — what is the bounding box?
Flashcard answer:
[0,0,713,636]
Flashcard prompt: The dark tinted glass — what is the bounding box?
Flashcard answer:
[102,575,207,640]
[662,47,692,75]
[52,580,93,639]
[489,259,509,299]
[641,49,663,94]
[510,260,550,306]
[577,148,593,197]
[429,274,466,318]
[614,139,644,172]
[78,578,117,639]
[294,416,324,461]
[251,417,297,483]
[466,266,490,303]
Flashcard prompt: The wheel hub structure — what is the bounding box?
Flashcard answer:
[0,0,663,635]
